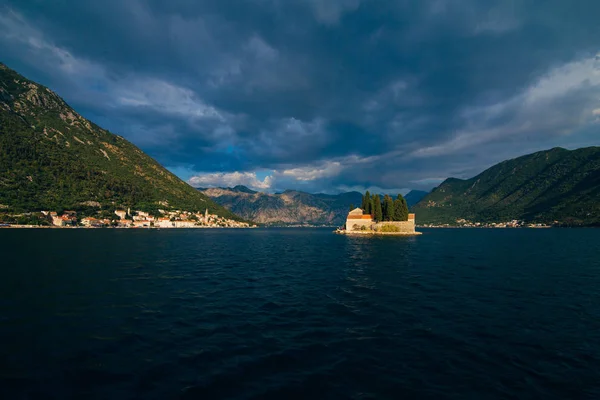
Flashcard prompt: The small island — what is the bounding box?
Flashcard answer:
[335,191,421,236]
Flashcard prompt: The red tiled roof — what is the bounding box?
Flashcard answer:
[347,215,373,220]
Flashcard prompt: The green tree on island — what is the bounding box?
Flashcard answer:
[356,191,409,222]
[393,194,409,221]
[373,194,383,222]
[363,190,371,214]
[383,195,394,221]
[349,203,355,211]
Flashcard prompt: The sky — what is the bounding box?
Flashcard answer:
[1,0,599,194]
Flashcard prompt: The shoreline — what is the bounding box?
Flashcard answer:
[416,225,552,229]
[0,225,257,229]
[335,229,422,236]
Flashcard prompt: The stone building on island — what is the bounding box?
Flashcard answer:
[346,208,375,230]
[345,208,417,234]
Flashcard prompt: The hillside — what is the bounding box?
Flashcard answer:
[200,186,363,226]
[404,190,428,207]
[412,147,600,226]
[0,63,241,220]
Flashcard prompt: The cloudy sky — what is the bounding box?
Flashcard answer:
[1,1,599,193]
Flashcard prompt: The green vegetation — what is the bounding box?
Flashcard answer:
[373,194,383,222]
[360,191,409,222]
[0,212,50,226]
[412,147,600,226]
[0,63,244,220]
[377,224,401,232]
[393,195,409,221]
[361,190,372,214]
[383,195,394,221]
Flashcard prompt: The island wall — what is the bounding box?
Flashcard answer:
[373,220,416,234]
[347,219,374,230]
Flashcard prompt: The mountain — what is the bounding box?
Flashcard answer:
[404,190,429,207]
[412,147,600,226]
[0,63,241,220]
[200,186,363,226]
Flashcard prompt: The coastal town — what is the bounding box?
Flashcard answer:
[0,208,255,229]
[418,219,553,228]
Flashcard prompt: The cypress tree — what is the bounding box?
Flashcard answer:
[381,194,387,219]
[392,198,401,221]
[364,191,371,214]
[349,203,355,212]
[373,194,383,222]
[392,198,400,221]
[383,195,394,221]
[393,194,409,221]
[401,196,409,220]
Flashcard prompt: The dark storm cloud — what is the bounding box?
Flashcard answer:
[1,0,599,192]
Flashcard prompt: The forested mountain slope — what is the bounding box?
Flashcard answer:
[412,147,600,226]
[0,63,241,219]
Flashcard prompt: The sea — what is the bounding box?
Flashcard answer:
[1,227,599,399]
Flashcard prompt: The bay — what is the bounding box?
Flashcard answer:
[1,228,599,399]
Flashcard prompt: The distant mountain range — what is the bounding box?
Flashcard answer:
[412,147,600,226]
[0,63,241,220]
[200,186,428,226]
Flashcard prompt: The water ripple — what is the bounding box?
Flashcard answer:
[1,228,600,399]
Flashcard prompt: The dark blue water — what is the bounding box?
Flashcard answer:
[1,228,600,399]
